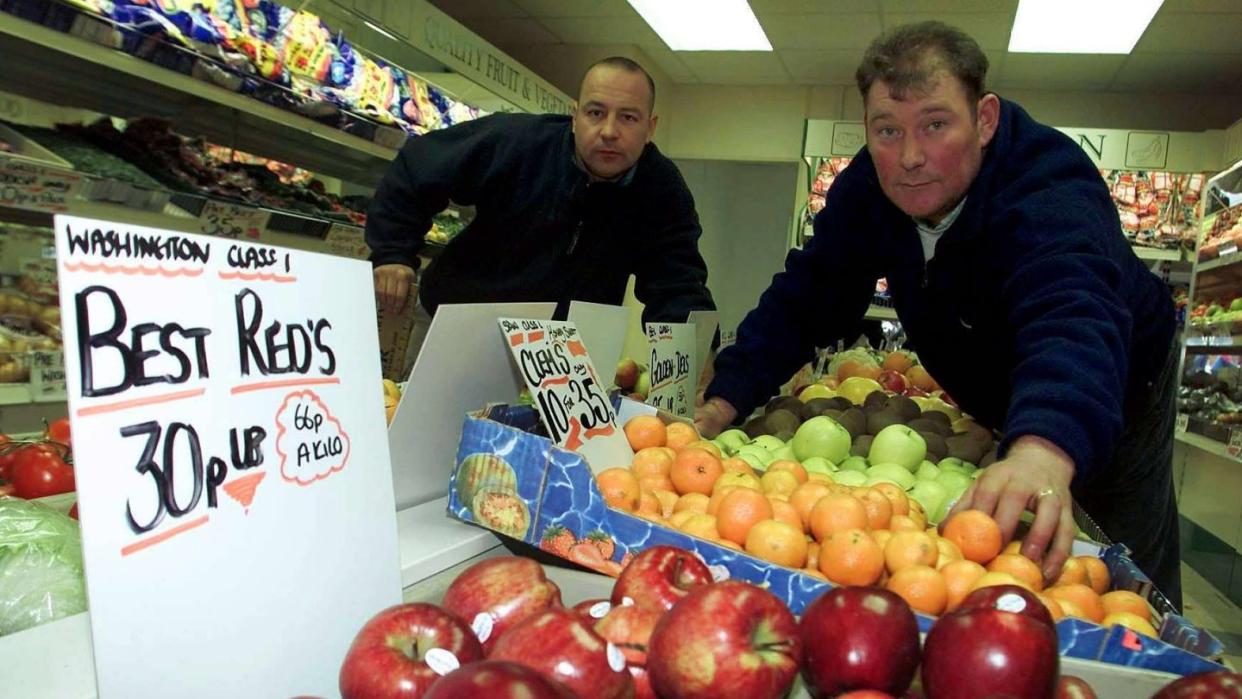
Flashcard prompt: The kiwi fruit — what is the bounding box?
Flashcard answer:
[920,410,952,428]
[743,416,767,439]
[946,433,989,463]
[837,408,867,440]
[801,398,837,422]
[919,431,948,461]
[907,417,952,438]
[764,409,802,436]
[850,434,874,457]
[866,409,905,436]
[826,397,854,412]
[772,429,796,442]
[863,390,890,413]
[887,395,922,422]
[766,396,803,415]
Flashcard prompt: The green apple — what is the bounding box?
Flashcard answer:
[791,416,852,464]
[915,461,941,481]
[936,471,973,497]
[832,470,868,487]
[836,455,869,474]
[801,456,837,476]
[736,451,766,472]
[937,458,976,476]
[909,480,950,524]
[864,463,917,490]
[711,438,733,457]
[868,425,927,471]
[736,444,778,467]
[716,429,750,454]
[751,435,787,452]
[770,445,797,463]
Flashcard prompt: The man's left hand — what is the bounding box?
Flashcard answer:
[945,435,1077,583]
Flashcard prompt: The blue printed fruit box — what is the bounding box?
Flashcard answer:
[446,403,1224,677]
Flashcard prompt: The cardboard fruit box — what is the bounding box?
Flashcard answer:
[446,401,1225,677]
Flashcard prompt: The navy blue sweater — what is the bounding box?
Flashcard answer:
[365,113,715,323]
[708,99,1174,485]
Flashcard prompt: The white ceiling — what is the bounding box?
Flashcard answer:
[428,0,1242,94]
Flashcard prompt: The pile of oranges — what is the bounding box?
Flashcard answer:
[594,415,1157,635]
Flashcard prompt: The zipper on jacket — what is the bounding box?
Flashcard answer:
[566,220,582,256]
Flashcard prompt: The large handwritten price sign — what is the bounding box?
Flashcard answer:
[500,318,633,472]
[646,322,696,417]
[55,215,400,698]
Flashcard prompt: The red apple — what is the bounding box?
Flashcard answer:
[839,692,896,699]
[489,609,634,699]
[611,545,712,612]
[955,584,1054,630]
[1153,670,1242,698]
[572,598,612,621]
[423,660,581,699]
[648,580,801,699]
[595,605,662,699]
[615,359,640,391]
[441,556,562,653]
[339,602,484,699]
[921,608,1059,699]
[799,587,920,697]
[1057,675,1099,699]
[877,370,907,394]
[903,386,928,398]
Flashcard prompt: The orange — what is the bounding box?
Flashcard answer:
[806,540,821,571]
[665,422,701,451]
[769,498,803,533]
[685,440,722,460]
[760,469,800,497]
[670,449,723,496]
[713,471,762,494]
[631,447,675,478]
[1101,590,1151,623]
[1077,556,1110,595]
[1037,593,1066,621]
[1002,540,1024,556]
[987,554,1045,592]
[721,457,756,476]
[860,488,894,530]
[871,482,910,516]
[871,529,893,552]
[597,467,641,511]
[1052,557,1088,588]
[718,539,743,551]
[804,568,829,582]
[1102,612,1158,637]
[942,560,987,611]
[810,494,869,542]
[885,531,939,573]
[818,528,885,586]
[745,519,809,568]
[1057,598,1088,620]
[767,492,790,502]
[935,537,964,569]
[970,571,1029,593]
[882,351,915,374]
[767,460,809,485]
[678,513,719,541]
[790,483,833,531]
[942,510,1003,564]
[638,476,677,495]
[887,565,949,616]
[707,486,738,517]
[907,509,928,531]
[807,473,833,484]
[658,447,679,463]
[717,488,775,545]
[624,415,666,451]
[1047,584,1104,623]
[673,492,710,514]
[636,490,661,516]
[906,365,939,392]
[889,514,922,533]
[652,489,679,518]
[636,511,666,525]
[667,510,697,529]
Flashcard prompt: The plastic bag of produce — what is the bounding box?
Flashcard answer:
[0,497,86,637]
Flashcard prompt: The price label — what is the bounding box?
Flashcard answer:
[324,223,370,260]
[1220,243,1239,259]
[499,318,633,471]
[1227,428,1242,458]
[1175,413,1189,435]
[198,200,269,240]
[0,161,81,213]
[29,349,66,401]
[645,322,696,417]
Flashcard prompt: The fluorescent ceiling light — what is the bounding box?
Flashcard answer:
[626,0,772,51]
[1008,0,1163,53]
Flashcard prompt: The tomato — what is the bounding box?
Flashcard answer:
[68,503,78,520]
[0,434,14,482]
[44,417,71,447]
[11,444,75,499]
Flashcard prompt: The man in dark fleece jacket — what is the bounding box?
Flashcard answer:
[366,57,714,345]
[695,22,1181,608]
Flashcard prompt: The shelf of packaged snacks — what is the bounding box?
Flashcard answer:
[863,304,898,321]
[0,13,398,188]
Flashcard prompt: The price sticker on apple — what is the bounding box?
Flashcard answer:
[472,612,495,643]
[590,601,613,618]
[424,648,461,676]
[498,318,634,471]
[1229,428,1242,458]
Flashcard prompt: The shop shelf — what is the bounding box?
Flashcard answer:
[1132,246,1185,262]
[1175,430,1233,460]
[0,13,397,188]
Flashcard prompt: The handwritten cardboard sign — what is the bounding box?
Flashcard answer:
[29,349,65,402]
[645,322,696,417]
[0,161,81,213]
[499,318,633,473]
[198,199,270,240]
[54,215,401,698]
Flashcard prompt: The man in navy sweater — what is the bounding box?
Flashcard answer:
[366,57,715,349]
[696,22,1181,607]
